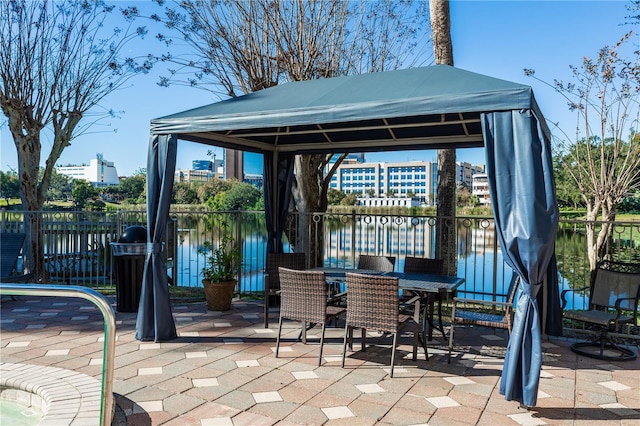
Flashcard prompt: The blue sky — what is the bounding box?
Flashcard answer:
[0,0,634,176]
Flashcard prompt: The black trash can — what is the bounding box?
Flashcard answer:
[111,226,147,313]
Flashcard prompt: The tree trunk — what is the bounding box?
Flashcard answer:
[14,130,48,281]
[291,154,327,268]
[430,0,457,275]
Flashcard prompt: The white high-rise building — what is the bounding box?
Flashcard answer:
[472,173,491,205]
[329,160,435,203]
[456,161,485,189]
[57,154,120,187]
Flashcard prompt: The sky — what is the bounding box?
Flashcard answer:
[0,0,635,177]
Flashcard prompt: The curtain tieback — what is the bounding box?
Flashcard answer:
[147,243,163,254]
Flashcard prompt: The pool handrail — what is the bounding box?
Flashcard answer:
[0,283,116,425]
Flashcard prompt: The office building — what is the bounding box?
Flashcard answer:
[456,161,485,189]
[56,154,119,187]
[472,173,491,205]
[329,159,486,205]
[329,160,435,203]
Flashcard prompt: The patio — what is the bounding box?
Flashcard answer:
[1,294,638,425]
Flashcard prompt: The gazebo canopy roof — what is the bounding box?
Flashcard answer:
[151,65,549,154]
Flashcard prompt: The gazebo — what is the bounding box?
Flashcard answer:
[139,65,560,407]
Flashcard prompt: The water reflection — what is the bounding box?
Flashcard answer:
[172,213,589,308]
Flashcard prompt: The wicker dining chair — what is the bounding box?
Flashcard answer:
[448,273,520,362]
[357,255,396,272]
[276,267,346,366]
[264,252,306,328]
[342,272,421,377]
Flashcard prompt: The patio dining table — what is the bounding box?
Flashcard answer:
[312,267,465,344]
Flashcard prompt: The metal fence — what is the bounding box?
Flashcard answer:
[2,208,639,312]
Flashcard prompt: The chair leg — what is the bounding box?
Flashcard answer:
[448,305,456,364]
[264,276,269,328]
[348,326,353,350]
[412,323,419,361]
[361,328,366,352]
[390,332,398,378]
[318,323,326,366]
[276,316,283,358]
[342,325,350,368]
[302,321,307,344]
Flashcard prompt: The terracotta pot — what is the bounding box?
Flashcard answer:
[202,280,237,311]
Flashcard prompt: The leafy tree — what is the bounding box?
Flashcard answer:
[456,185,472,208]
[0,170,19,200]
[619,191,640,214]
[173,182,198,204]
[118,173,146,204]
[46,170,73,202]
[143,0,430,266]
[552,154,584,209]
[430,0,457,276]
[0,1,151,279]
[71,179,98,209]
[340,193,358,206]
[526,34,640,271]
[213,182,261,211]
[327,188,347,205]
[196,178,232,204]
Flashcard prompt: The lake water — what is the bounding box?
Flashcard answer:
[169,216,590,309]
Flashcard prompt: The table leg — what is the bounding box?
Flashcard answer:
[421,293,447,340]
[413,298,429,359]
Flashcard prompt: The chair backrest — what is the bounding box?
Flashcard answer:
[1,233,26,278]
[403,257,444,275]
[505,272,521,306]
[345,272,399,333]
[591,260,640,312]
[358,255,395,272]
[278,267,327,324]
[266,252,306,291]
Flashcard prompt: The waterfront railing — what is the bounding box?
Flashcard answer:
[2,209,639,314]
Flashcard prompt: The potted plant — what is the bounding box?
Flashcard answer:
[199,228,242,311]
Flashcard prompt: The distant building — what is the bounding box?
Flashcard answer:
[328,158,486,204]
[174,169,216,183]
[244,173,264,190]
[472,173,491,205]
[329,160,435,203]
[175,158,224,183]
[456,162,485,189]
[57,154,119,187]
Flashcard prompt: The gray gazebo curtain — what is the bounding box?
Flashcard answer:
[482,110,559,407]
[136,134,178,342]
[263,152,295,253]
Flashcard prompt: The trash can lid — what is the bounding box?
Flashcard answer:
[118,225,147,243]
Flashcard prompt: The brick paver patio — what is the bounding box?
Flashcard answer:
[1,295,638,425]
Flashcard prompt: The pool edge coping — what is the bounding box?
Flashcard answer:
[0,362,102,425]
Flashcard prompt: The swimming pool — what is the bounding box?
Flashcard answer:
[0,362,102,424]
[0,397,42,426]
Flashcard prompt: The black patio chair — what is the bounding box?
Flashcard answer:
[357,254,395,272]
[562,260,640,361]
[402,257,445,339]
[448,273,520,363]
[1,233,32,283]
